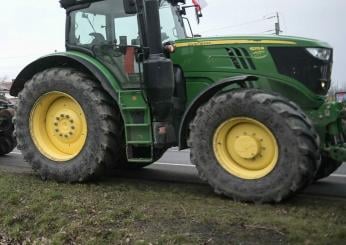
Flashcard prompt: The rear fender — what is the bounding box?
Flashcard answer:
[10,52,120,102]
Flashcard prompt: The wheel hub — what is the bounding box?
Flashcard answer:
[233,135,260,159]
[213,117,279,179]
[30,92,87,162]
[50,110,82,143]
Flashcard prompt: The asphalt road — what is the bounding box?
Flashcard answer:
[1,148,346,199]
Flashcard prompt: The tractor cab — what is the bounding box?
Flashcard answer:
[64,0,187,89]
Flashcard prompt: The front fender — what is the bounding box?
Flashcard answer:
[178,75,258,150]
[10,51,121,102]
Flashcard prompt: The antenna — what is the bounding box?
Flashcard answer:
[265,12,282,35]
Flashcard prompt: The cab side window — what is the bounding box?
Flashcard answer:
[114,15,140,46]
[74,12,107,45]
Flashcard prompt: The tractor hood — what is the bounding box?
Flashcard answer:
[175,35,331,48]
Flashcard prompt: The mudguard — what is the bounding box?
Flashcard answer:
[178,75,258,149]
[10,52,120,102]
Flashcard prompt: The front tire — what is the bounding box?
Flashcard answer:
[189,89,320,203]
[16,68,123,182]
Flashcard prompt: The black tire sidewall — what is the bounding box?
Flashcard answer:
[191,90,318,201]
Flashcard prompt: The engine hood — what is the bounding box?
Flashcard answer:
[175,35,331,48]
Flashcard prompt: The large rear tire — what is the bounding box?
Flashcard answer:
[15,68,124,182]
[189,89,320,203]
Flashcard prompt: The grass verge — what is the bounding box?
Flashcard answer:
[0,171,345,244]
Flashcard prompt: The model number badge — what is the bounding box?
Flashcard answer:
[249,47,268,59]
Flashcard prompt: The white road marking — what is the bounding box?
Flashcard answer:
[9,152,22,155]
[168,149,189,153]
[331,174,346,178]
[154,162,195,168]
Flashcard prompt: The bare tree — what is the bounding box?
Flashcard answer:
[0,75,9,83]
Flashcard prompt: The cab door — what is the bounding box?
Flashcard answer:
[88,12,143,89]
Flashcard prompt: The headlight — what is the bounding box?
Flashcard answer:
[306,48,331,61]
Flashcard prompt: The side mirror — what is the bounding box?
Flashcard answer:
[168,0,186,5]
[195,7,202,24]
[123,0,137,14]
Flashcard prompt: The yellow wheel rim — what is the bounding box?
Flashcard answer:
[213,117,279,179]
[30,92,87,162]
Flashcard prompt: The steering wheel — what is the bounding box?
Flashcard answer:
[89,32,106,45]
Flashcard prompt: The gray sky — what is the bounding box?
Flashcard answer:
[1,0,345,89]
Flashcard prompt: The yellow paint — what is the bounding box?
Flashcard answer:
[175,39,296,48]
[249,47,266,51]
[213,117,279,180]
[30,91,87,162]
[234,135,260,159]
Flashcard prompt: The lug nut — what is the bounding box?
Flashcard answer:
[70,120,74,123]
[59,134,63,137]
[69,132,73,135]
[66,115,70,119]
[56,117,60,121]
[54,123,58,126]
[60,114,64,118]
[64,135,68,138]
[55,129,59,132]
[71,126,75,130]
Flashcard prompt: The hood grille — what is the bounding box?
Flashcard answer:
[269,47,333,95]
[226,48,256,70]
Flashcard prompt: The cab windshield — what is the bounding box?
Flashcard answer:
[67,0,186,47]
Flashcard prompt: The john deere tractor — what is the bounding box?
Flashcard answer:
[11,0,345,203]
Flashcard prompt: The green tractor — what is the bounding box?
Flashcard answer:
[11,0,345,203]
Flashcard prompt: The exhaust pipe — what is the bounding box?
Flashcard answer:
[142,0,175,122]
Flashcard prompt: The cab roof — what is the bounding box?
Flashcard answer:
[60,0,103,9]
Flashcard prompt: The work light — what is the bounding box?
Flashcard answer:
[306,48,332,61]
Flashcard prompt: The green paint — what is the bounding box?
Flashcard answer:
[61,51,121,91]
[20,35,344,162]
[171,35,344,161]
[171,35,326,111]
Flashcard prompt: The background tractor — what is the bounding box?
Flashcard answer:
[10,0,346,203]
[336,92,346,103]
[0,94,16,156]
